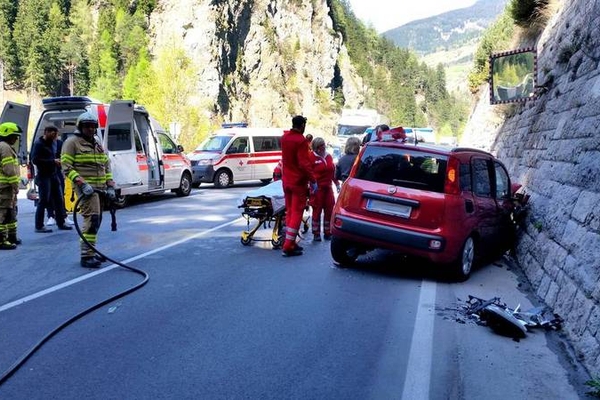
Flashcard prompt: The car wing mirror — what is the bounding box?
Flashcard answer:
[489,48,541,105]
[177,144,184,153]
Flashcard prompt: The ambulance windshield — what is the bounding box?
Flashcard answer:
[196,135,232,152]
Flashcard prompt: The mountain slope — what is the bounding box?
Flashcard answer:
[382,0,509,55]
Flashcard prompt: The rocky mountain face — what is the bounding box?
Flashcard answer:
[149,0,364,134]
[383,0,509,55]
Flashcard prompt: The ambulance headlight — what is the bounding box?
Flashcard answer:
[198,159,212,166]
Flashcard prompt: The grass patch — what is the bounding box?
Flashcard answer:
[586,377,600,398]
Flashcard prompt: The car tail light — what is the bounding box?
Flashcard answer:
[444,156,460,195]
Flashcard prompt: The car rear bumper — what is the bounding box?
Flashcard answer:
[332,214,456,263]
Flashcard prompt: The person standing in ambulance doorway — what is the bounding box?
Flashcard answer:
[281,115,317,257]
[61,111,116,268]
[0,122,23,250]
[309,137,338,242]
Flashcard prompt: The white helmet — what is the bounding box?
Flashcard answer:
[76,111,98,130]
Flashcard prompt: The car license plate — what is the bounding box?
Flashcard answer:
[366,199,411,218]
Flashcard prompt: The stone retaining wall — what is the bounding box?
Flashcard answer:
[461,0,600,377]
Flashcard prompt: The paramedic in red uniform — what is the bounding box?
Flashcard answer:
[281,115,316,257]
[309,137,338,242]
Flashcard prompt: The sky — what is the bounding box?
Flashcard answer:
[347,0,478,33]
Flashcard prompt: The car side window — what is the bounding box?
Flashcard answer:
[459,163,471,191]
[253,136,276,152]
[158,133,176,154]
[494,161,510,199]
[472,158,492,197]
[227,137,249,154]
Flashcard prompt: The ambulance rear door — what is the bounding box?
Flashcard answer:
[0,102,30,164]
[134,112,163,189]
[104,100,142,190]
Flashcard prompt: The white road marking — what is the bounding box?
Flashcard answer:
[401,280,437,400]
[0,219,242,313]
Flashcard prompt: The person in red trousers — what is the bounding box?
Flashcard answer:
[281,115,316,257]
[309,137,338,242]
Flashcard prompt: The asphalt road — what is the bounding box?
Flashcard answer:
[0,184,591,399]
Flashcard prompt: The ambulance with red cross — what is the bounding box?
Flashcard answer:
[188,126,284,188]
[1,96,192,208]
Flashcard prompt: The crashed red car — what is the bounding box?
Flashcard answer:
[330,134,522,281]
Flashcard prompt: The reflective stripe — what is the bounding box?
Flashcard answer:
[6,222,17,229]
[73,154,109,163]
[67,170,80,181]
[61,154,75,163]
[1,156,18,166]
[0,176,20,184]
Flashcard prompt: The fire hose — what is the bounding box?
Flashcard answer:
[0,189,149,386]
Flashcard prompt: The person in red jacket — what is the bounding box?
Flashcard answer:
[309,137,338,242]
[281,115,316,257]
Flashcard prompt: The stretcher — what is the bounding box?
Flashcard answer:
[238,181,309,249]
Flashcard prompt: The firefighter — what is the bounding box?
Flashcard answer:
[309,137,338,242]
[62,111,116,268]
[0,122,23,250]
[281,115,316,257]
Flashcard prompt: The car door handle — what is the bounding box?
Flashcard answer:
[465,199,474,213]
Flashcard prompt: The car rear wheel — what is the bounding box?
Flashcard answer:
[452,236,475,282]
[175,172,192,197]
[330,236,359,267]
[214,169,232,188]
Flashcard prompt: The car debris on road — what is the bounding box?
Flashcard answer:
[460,295,563,341]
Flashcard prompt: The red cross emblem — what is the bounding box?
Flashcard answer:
[238,160,244,166]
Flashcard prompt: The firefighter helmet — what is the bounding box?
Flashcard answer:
[0,122,23,138]
[76,111,98,130]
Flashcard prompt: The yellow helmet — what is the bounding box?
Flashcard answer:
[0,122,23,138]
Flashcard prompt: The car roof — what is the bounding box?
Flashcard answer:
[366,141,494,157]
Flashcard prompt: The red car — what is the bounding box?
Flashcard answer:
[330,138,520,281]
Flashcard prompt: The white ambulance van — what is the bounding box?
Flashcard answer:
[1,96,192,207]
[188,126,283,188]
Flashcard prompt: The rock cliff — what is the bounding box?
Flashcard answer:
[149,0,364,135]
[462,0,600,377]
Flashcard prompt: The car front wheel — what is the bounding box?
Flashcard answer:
[213,169,232,188]
[330,236,359,267]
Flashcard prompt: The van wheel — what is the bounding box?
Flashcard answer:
[452,236,475,282]
[330,236,358,267]
[214,169,232,188]
[175,172,192,197]
[113,195,128,209]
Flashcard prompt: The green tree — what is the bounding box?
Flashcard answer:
[41,2,67,95]
[0,0,19,87]
[13,0,51,88]
[89,30,120,101]
[62,0,94,95]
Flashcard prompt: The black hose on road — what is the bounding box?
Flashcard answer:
[0,190,149,386]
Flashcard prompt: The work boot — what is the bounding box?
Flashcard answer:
[0,240,17,250]
[313,234,322,242]
[8,235,22,245]
[35,227,52,233]
[81,257,102,268]
[282,248,303,257]
[95,254,107,262]
[57,224,73,231]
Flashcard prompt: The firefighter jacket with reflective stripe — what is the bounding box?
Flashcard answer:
[0,141,20,195]
[281,129,315,188]
[61,133,113,189]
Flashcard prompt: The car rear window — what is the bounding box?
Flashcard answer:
[354,146,448,193]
